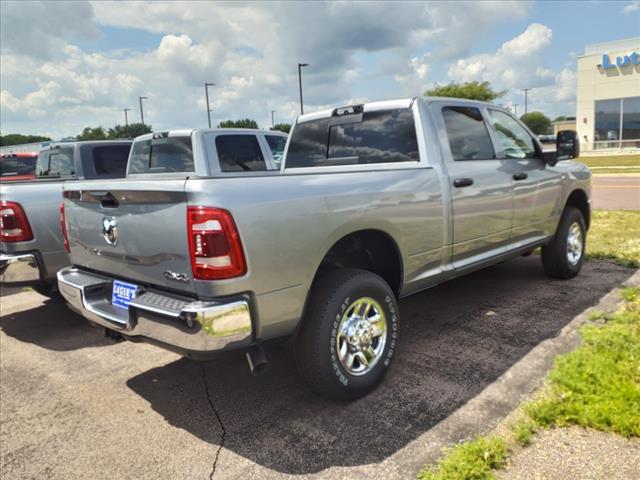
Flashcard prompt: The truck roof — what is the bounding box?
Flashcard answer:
[133,128,287,143]
[297,96,500,123]
[41,139,132,151]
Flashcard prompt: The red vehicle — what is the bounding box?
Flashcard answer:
[0,153,38,182]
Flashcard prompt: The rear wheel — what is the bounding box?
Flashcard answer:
[541,206,586,279]
[294,268,398,400]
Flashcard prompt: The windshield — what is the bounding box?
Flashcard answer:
[128,136,194,174]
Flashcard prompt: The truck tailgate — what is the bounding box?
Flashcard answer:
[63,179,196,294]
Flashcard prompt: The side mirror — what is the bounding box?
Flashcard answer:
[556,130,580,162]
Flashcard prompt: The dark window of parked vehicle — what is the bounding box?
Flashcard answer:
[128,136,194,174]
[216,135,267,172]
[0,156,37,176]
[91,145,131,177]
[286,108,419,168]
[442,107,495,161]
[265,135,287,169]
[36,147,75,177]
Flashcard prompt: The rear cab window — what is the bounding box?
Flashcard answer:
[286,107,419,168]
[88,144,131,178]
[36,146,75,177]
[128,135,194,175]
[0,155,37,177]
[215,135,268,172]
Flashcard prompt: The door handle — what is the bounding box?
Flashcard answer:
[453,178,474,188]
[513,172,528,181]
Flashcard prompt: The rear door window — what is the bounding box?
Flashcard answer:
[91,145,131,178]
[442,106,495,161]
[286,108,419,168]
[128,136,194,174]
[265,135,287,168]
[216,135,267,172]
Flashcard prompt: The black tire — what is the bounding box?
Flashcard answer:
[294,268,399,400]
[541,206,587,279]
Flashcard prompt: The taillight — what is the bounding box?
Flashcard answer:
[0,201,33,242]
[187,206,246,280]
[59,202,70,253]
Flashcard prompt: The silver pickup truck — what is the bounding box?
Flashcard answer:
[1,140,132,296]
[58,98,590,399]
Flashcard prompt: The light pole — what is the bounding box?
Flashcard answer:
[522,89,531,115]
[271,110,276,127]
[205,82,215,128]
[298,63,309,115]
[139,96,148,125]
[513,104,518,116]
[124,108,130,126]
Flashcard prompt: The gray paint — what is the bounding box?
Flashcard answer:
[0,140,132,282]
[60,97,591,344]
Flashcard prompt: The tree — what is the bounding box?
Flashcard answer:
[218,118,259,129]
[520,112,552,135]
[76,127,108,140]
[107,123,152,139]
[270,123,291,134]
[0,133,52,146]
[424,81,507,102]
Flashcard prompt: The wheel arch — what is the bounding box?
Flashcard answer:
[564,188,590,230]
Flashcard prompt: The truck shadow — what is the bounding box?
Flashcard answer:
[126,257,635,475]
[0,296,113,351]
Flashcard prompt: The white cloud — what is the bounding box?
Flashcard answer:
[0,0,548,138]
[623,1,640,13]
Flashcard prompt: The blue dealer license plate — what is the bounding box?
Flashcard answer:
[112,280,138,309]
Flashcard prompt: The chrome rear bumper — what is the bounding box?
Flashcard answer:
[0,253,40,283]
[57,267,253,354]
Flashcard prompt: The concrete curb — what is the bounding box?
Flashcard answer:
[378,268,640,478]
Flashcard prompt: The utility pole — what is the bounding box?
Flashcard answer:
[271,110,276,127]
[298,63,309,115]
[522,89,531,115]
[124,108,130,126]
[139,96,148,125]
[205,82,215,128]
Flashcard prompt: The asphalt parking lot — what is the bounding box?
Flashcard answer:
[0,256,635,479]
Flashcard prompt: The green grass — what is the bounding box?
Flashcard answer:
[587,210,640,268]
[510,419,537,447]
[525,287,640,437]
[418,289,640,479]
[580,155,640,168]
[417,436,508,480]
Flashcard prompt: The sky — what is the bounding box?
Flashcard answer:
[1,0,639,139]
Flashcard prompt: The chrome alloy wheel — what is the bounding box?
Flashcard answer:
[566,222,584,266]
[336,297,387,376]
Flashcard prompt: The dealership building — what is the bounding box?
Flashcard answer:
[576,37,639,154]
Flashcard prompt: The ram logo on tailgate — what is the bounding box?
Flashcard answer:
[102,217,118,246]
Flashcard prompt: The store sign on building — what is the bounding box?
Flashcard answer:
[600,51,639,70]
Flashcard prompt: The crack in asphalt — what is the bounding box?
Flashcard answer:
[200,363,226,479]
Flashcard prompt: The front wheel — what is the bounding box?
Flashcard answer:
[541,206,586,279]
[294,268,399,400]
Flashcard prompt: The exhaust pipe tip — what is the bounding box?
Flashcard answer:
[246,344,268,376]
